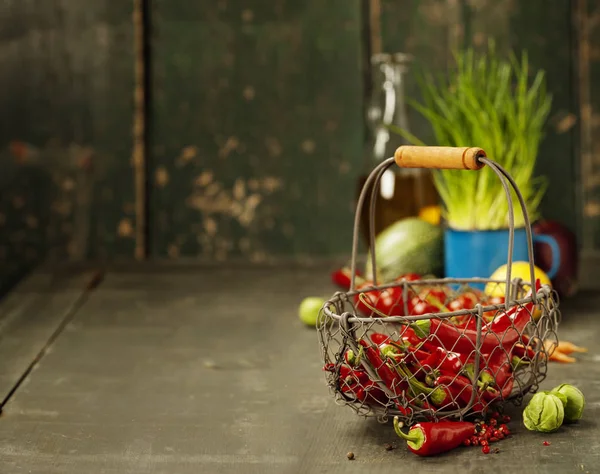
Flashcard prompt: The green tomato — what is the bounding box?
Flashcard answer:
[551,384,585,423]
[523,392,564,433]
[298,297,326,328]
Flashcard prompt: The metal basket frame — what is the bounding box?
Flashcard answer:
[317,152,561,425]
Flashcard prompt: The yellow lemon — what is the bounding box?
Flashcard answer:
[485,262,552,321]
[485,261,552,297]
[418,205,442,226]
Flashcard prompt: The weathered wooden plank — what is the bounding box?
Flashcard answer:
[150,0,365,261]
[0,265,96,408]
[0,0,137,288]
[506,0,579,236]
[578,0,600,250]
[378,0,463,144]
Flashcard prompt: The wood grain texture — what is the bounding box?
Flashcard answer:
[0,264,597,473]
[0,0,137,289]
[378,0,461,145]
[505,0,579,237]
[577,0,600,250]
[149,0,365,261]
[0,265,93,408]
[394,146,485,170]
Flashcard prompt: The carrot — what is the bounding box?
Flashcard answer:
[548,351,577,364]
[556,340,588,355]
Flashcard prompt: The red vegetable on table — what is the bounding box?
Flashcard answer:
[331,267,364,290]
[393,361,453,408]
[410,318,499,355]
[433,372,486,410]
[393,417,475,457]
[358,339,407,397]
[484,279,540,347]
[354,283,406,317]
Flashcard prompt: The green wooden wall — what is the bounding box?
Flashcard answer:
[149,0,365,261]
[579,0,600,251]
[0,1,136,293]
[0,0,591,293]
[379,0,578,236]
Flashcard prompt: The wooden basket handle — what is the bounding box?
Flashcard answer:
[394,146,486,170]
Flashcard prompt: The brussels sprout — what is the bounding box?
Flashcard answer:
[542,390,567,408]
[523,392,564,433]
[551,384,585,423]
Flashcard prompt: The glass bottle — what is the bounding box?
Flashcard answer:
[357,52,438,247]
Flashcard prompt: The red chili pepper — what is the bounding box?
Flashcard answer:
[400,326,423,346]
[323,363,369,399]
[431,373,488,414]
[453,318,477,330]
[354,381,388,405]
[465,350,515,402]
[417,288,449,306]
[357,340,417,414]
[354,284,406,317]
[358,339,405,395]
[411,318,500,354]
[393,361,451,407]
[393,417,475,457]
[486,350,512,386]
[370,333,391,345]
[447,292,478,312]
[434,373,480,408]
[395,273,422,282]
[331,267,364,289]
[405,348,439,380]
[400,345,426,360]
[484,279,541,346]
[431,346,465,373]
[370,332,414,349]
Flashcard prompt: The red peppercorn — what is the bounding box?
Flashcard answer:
[463,439,471,447]
[492,411,500,420]
[480,440,489,447]
[543,441,551,446]
[493,430,502,438]
[490,437,499,443]
[472,439,480,446]
[482,445,490,454]
[490,418,498,426]
[502,415,511,423]
[499,424,509,433]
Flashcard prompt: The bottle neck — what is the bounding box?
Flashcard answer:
[366,57,412,166]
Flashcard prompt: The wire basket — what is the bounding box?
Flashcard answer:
[317,146,561,425]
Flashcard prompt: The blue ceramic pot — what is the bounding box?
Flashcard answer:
[444,227,560,281]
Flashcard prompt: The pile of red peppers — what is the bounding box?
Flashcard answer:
[326,269,544,457]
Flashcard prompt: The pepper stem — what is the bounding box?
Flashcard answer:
[395,362,447,406]
[464,363,495,388]
[410,320,431,339]
[393,417,424,449]
[345,350,356,367]
[511,355,530,370]
[423,294,449,313]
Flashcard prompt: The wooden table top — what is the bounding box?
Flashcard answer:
[0,263,597,473]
